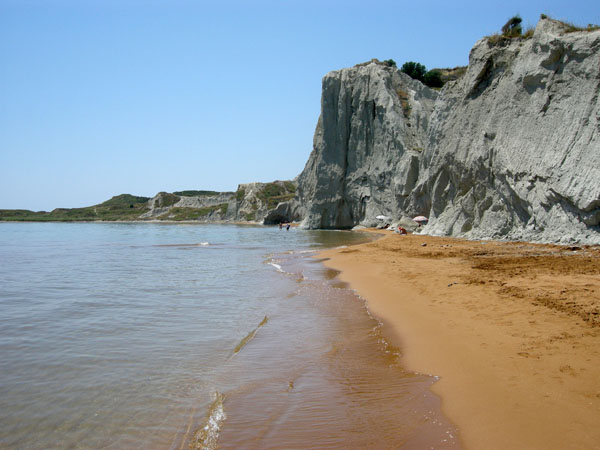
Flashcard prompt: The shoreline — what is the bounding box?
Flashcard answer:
[319,231,600,450]
[0,219,265,225]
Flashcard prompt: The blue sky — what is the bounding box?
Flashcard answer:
[1,0,598,211]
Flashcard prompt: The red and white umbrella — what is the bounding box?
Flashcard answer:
[412,215,428,222]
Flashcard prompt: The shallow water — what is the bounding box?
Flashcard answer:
[0,223,459,449]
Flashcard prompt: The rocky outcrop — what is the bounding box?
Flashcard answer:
[295,59,438,228]
[234,180,297,223]
[140,180,297,223]
[140,191,235,221]
[293,17,600,244]
[417,18,600,244]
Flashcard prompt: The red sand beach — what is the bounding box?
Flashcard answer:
[320,231,600,450]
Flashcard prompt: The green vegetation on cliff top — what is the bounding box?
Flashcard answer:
[155,192,180,207]
[0,203,149,222]
[400,61,444,88]
[0,181,297,222]
[0,193,149,221]
[157,204,228,221]
[100,194,150,206]
[257,182,297,209]
[487,14,598,46]
[173,190,221,197]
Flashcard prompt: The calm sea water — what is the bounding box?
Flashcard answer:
[0,222,459,449]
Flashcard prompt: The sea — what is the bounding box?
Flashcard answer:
[0,222,460,449]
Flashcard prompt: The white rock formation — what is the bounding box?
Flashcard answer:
[293,18,600,244]
[140,181,297,223]
[417,18,600,244]
[295,59,438,228]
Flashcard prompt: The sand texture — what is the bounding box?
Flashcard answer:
[320,232,600,450]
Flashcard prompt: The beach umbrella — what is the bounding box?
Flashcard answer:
[412,215,428,222]
[376,215,389,220]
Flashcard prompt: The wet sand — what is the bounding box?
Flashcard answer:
[202,247,460,449]
[320,231,600,450]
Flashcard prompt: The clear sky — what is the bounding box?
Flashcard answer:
[1,0,598,211]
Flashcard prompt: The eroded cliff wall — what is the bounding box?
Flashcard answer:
[295,59,438,228]
[418,18,600,243]
[140,180,297,223]
[295,17,600,244]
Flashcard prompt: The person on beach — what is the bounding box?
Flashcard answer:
[286,223,290,231]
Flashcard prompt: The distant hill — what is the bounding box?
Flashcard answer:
[0,194,151,222]
[0,181,298,223]
[99,194,151,207]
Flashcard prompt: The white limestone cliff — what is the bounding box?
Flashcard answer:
[293,17,600,244]
[295,59,438,228]
[140,180,296,223]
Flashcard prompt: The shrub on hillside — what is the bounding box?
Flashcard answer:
[157,192,180,207]
[424,70,443,88]
[396,88,411,118]
[235,188,245,202]
[488,15,537,45]
[401,61,445,88]
[173,190,219,197]
[502,15,523,37]
[400,61,426,82]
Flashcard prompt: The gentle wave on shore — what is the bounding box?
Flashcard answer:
[0,222,458,449]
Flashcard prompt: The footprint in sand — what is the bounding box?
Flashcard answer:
[559,365,577,376]
[517,351,540,359]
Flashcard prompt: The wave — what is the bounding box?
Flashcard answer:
[190,391,226,450]
[287,249,319,255]
[153,242,211,248]
[268,262,285,273]
[232,316,268,356]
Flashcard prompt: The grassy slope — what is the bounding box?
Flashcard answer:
[0,193,233,222]
[0,194,150,222]
[256,182,297,209]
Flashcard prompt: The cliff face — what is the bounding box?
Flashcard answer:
[296,60,438,228]
[295,18,600,244]
[140,180,297,223]
[419,18,600,243]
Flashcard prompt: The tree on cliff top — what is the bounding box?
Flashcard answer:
[502,15,523,37]
[401,61,444,88]
[423,69,443,88]
[400,61,426,82]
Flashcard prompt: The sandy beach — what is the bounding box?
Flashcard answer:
[320,231,600,450]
